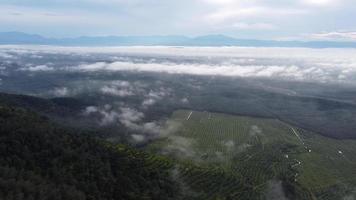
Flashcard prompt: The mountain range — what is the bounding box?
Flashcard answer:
[1,31,356,48]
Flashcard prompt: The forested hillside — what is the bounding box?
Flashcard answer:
[2,93,355,199]
[0,105,179,200]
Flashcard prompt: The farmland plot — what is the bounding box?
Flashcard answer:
[146,110,356,199]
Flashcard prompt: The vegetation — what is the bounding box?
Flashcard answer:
[148,110,356,199]
[0,97,273,200]
[0,105,179,200]
[2,90,356,199]
[0,102,281,200]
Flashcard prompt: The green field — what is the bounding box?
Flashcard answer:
[147,110,356,199]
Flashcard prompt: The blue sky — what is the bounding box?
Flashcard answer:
[0,0,355,40]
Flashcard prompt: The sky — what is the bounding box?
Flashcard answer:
[0,0,355,40]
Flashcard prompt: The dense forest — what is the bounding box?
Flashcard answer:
[0,104,180,200]
[2,91,355,200]
[0,93,263,200]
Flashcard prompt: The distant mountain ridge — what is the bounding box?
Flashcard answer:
[1,31,356,48]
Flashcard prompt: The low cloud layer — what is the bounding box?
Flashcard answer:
[1,46,356,85]
[2,46,350,85]
[74,58,356,84]
[79,61,303,79]
[309,31,356,41]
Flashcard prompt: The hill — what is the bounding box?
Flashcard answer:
[2,93,356,199]
[0,94,267,199]
[0,104,182,200]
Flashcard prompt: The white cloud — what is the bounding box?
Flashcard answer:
[3,46,356,85]
[0,5,117,28]
[266,180,289,200]
[164,136,197,158]
[232,22,276,30]
[119,106,181,136]
[141,89,170,108]
[2,45,354,59]
[131,134,146,143]
[201,0,307,25]
[202,0,237,6]
[206,7,263,22]
[207,7,305,24]
[308,31,356,41]
[249,125,263,137]
[181,98,189,104]
[142,98,156,107]
[112,80,131,87]
[301,0,337,6]
[83,104,162,135]
[141,122,161,134]
[78,62,107,71]
[52,87,69,97]
[100,85,134,97]
[119,107,144,124]
[73,46,356,84]
[84,106,99,115]
[100,80,139,97]
[74,59,356,84]
[21,65,54,71]
[83,105,120,125]
[1,0,355,39]
[99,110,120,125]
[117,107,165,143]
[223,140,235,149]
[0,52,14,59]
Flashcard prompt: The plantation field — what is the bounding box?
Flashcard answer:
[147,110,356,199]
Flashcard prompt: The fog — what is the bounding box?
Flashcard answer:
[1,45,356,140]
[2,45,356,85]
